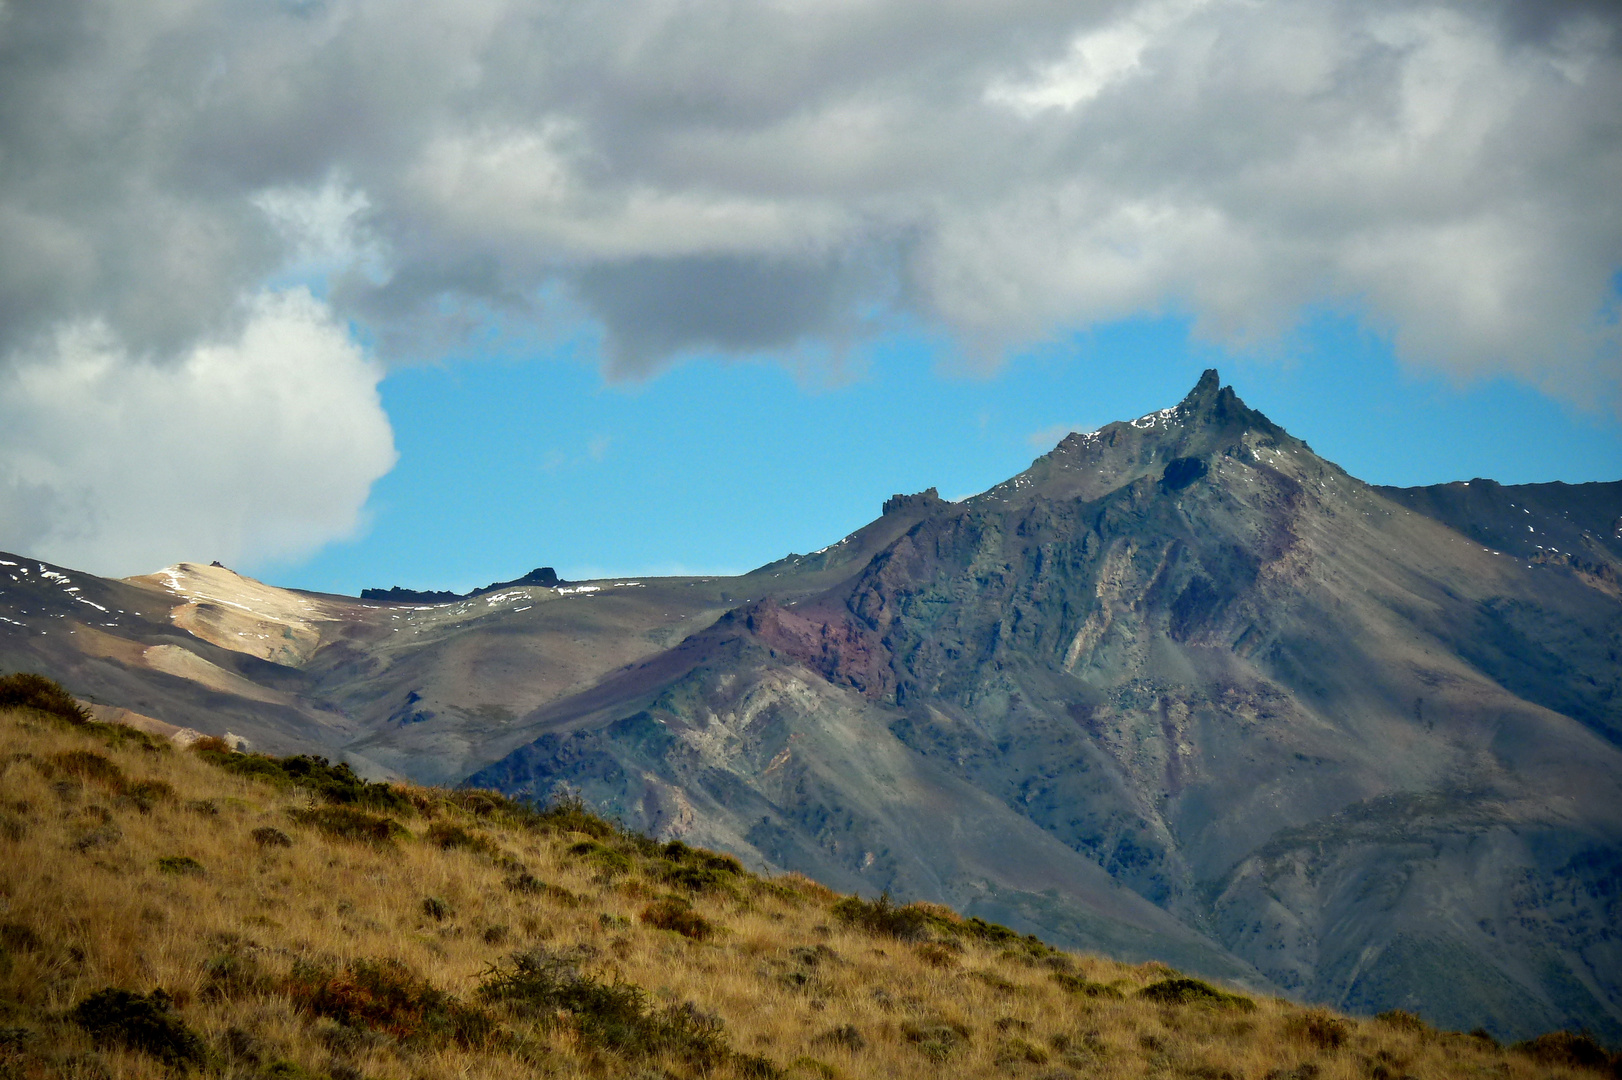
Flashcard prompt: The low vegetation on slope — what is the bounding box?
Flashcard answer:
[1,673,1618,1080]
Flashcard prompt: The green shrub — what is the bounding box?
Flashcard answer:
[1138,977,1255,1011]
[504,872,579,905]
[0,673,90,724]
[1052,972,1123,997]
[1374,1010,1429,1033]
[51,749,125,787]
[477,948,741,1069]
[123,778,174,812]
[70,987,205,1066]
[197,749,410,812]
[830,891,935,941]
[425,821,499,855]
[567,839,634,875]
[287,805,406,845]
[422,896,453,921]
[157,856,205,876]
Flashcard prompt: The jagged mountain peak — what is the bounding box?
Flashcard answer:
[978,370,1305,511]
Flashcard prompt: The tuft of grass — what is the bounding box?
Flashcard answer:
[156,855,205,876]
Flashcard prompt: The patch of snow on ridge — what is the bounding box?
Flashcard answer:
[557,585,601,596]
[1130,406,1181,430]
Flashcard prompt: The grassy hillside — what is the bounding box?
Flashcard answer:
[1,676,1617,1080]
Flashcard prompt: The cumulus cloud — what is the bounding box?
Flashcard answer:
[0,0,1619,568]
[0,290,396,576]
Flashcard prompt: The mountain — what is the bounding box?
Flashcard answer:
[2,371,1619,1042]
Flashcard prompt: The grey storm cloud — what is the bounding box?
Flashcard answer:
[3,0,1619,383]
[0,0,1619,571]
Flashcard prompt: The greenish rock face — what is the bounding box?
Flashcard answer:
[6,369,1621,1042]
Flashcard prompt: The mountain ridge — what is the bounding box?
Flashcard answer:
[3,370,1620,1041]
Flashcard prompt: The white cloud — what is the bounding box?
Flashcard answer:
[0,289,396,576]
[3,0,1616,397]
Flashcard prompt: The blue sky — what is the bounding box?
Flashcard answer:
[2,1,1618,583]
[269,310,1622,596]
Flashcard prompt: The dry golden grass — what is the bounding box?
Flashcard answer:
[0,697,1613,1080]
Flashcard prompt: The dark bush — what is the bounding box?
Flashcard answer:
[425,821,498,855]
[639,897,716,941]
[286,958,491,1047]
[287,806,406,845]
[830,892,931,941]
[526,789,619,838]
[566,839,634,875]
[0,922,42,953]
[1374,1010,1429,1033]
[70,987,205,1066]
[196,748,410,813]
[649,857,740,894]
[477,948,740,1070]
[251,826,293,848]
[504,872,579,906]
[1138,977,1255,1011]
[157,856,205,876]
[50,750,125,788]
[0,673,90,723]
[1512,1031,1620,1074]
[123,778,174,812]
[422,896,452,921]
[1052,972,1124,998]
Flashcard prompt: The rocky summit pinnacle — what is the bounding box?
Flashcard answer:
[5,375,1620,1043]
